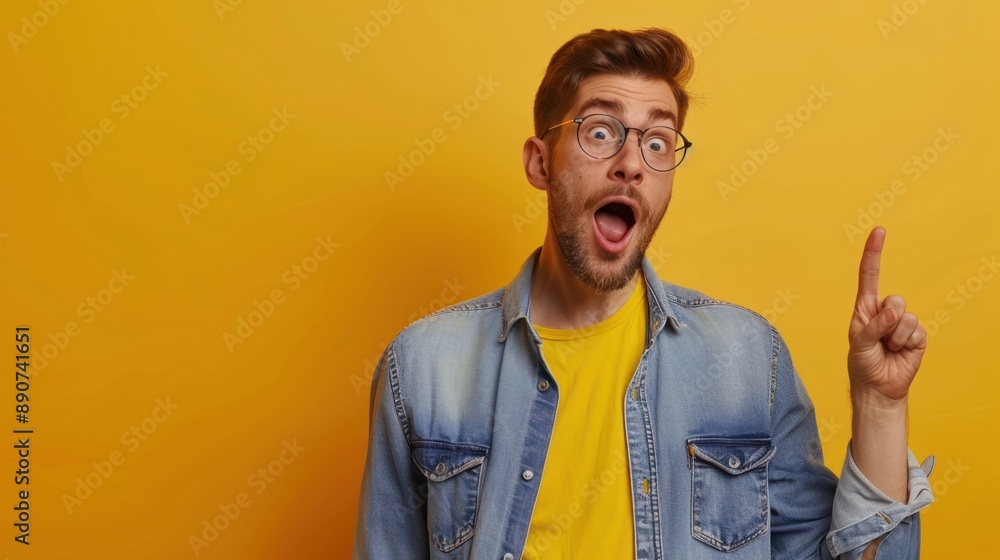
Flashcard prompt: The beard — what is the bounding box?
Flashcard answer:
[547,171,670,294]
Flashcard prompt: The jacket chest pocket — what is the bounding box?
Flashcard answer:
[687,436,777,553]
[411,441,489,554]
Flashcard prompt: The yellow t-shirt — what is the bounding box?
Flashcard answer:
[523,270,647,560]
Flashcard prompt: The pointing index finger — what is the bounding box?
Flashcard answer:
[857,226,885,307]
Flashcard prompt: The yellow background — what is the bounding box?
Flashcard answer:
[1,0,997,558]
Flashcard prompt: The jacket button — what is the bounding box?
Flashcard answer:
[435,462,446,475]
[522,469,534,481]
[537,379,549,392]
[504,554,514,560]
[728,456,741,469]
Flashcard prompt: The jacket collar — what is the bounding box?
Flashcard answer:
[499,246,681,345]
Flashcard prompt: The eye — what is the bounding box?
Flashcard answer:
[587,126,614,142]
[644,131,676,153]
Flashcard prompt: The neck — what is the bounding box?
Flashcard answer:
[529,227,639,330]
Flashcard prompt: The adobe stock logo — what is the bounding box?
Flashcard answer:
[528,450,630,555]
[685,0,752,58]
[35,268,135,373]
[188,439,305,556]
[213,0,248,21]
[510,191,548,234]
[340,0,404,63]
[920,255,997,339]
[926,456,971,500]
[717,85,833,201]
[223,235,338,353]
[384,75,501,191]
[179,106,296,224]
[61,397,179,514]
[7,0,72,53]
[878,0,932,40]
[842,126,958,244]
[759,287,798,325]
[51,65,168,182]
[544,0,588,30]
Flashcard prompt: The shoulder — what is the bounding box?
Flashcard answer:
[381,287,508,422]
[389,286,506,355]
[654,277,779,344]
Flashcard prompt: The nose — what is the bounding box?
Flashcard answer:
[609,128,645,184]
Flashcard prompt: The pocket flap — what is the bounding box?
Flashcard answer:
[411,441,489,482]
[687,437,776,475]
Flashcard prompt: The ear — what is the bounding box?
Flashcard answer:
[523,136,552,192]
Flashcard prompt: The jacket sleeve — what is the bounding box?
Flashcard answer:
[767,326,840,558]
[767,327,933,559]
[353,342,431,559]
[824,442,934,559]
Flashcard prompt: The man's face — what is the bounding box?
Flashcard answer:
[545,74,679,293]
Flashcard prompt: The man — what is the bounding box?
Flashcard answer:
[354,28,933,559]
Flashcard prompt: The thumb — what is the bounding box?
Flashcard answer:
[853,306,897,351]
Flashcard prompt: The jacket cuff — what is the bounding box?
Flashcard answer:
[824,441,934,558]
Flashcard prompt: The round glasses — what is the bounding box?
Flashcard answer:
[542,113,692,172]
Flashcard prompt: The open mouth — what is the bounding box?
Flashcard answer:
[593,200,637,254]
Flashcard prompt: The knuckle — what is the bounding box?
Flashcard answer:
[887,294,905,306]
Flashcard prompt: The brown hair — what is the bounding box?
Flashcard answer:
[533,28,695,139]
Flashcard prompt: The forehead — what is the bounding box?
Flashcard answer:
[568,74,679,125]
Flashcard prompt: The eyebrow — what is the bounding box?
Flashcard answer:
[575,97,677,127]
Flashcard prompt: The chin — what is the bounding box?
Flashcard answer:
[581,242,644,293]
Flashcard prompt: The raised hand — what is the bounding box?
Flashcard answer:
[847,227,928,405]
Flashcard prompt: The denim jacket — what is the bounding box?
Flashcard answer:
[354,247,934,559]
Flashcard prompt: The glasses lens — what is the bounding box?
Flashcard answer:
[577,115,625,159]
[641,127,685,171]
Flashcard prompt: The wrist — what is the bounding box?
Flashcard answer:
[850,387,909,415]
[849,390,910,504]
